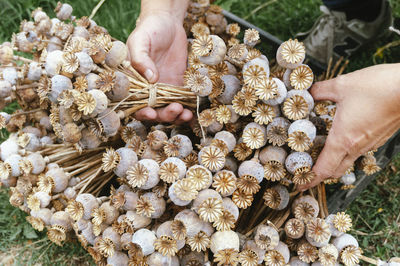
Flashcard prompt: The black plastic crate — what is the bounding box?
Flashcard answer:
[223,9,400,213]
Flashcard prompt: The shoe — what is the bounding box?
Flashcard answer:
[297,0,393,66]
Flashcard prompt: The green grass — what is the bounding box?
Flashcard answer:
[0,0,399,264]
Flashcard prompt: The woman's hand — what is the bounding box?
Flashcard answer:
[299,63,400,191]
[127,0,192,124]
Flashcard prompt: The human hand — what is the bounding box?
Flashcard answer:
[127,8,192,124]
[299,64,400,191]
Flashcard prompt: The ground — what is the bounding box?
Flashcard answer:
[0,0,399,265]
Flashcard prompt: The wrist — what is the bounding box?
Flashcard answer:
[139,0,189,23]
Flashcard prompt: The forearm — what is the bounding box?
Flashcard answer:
[140,0,189,22]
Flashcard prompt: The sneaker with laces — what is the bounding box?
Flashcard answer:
[297,0,393,66]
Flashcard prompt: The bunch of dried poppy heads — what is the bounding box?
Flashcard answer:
[0,1,391,266]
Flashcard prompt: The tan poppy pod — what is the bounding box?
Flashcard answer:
[175,209,203,237]
[61,123,81,144]
[318,244,339,266]
[132,228,157,256]
[147,130,167,151]
[292,195,320,221]
[0,138,19,161]
[243,56,270,81]
[14,32,35,53]
[105,41,128,68]
[242,122,267,150]
[254,224,279,250]
[98,201,119,225]
[160,157,187,183]
[264,185,289,210]
[243,240,266,264]
[140,192,165,219]
[78,128,102,149]
[72,26,90,40]
[147,252,179,266]
[206,120,223,134]
[87,89,108,116]
[76,193,100,220]
[214,130,236,152]
[181,251,205,266]
[210,230,240,253]
[164,134,193,158]
[198,35,227,66]
[305,218,332,247]
[0,44,13,64]
[216,75,241,104]
[238,160,264,183]
[97,108,120,137]
[259,145,287,165]
[285,218,305,239]
[156,221,185,250]
[105,71,130,101]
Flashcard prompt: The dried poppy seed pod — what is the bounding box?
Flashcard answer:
[72,26,90,40]
[131,228,157,256]
[242,122,267,150]
[164,134,193,158]
[238,160,264,183]
[340,172,356,189]
[210,230,239,253]
[305,218,331,247]
[27,62,42,81]
[283,89,314,120]
[285,218,305,239]
[271,241,290,264]
[0,138,19,161]
[181,251,205,265]
[24,152,46,174]
[45,167,69,193]
[216,75,241,104]
[212,170,237,196]
[276,39,305,69]
[98,109,120,137]
[288,119,317,152]
[285,152,313,175]
[222,197,239,221]
[259,146,287,165]
[105,41,128,68]
[192,188,222,210]
[97,201,119,225]
[76,193,99,220]
[263,78,287,106]
[49,75,73,102]
[0,80,12,99]
[2,67,18,85]
[175,209,203,237]
[147,130,168,151]
[263,185,289,210]
[206,120,223,134]
[125,210,151,230]
[55,2,73,20]
[290,256,310,266]
[289,64,314,90]
[64,187,76,200]
[30,208,53,228]
[160,157,187,183]
[75,51,94,75]
[113,147,137,178]
[28,191,51,210]
[3,154,22,178]
[47,36,63,52]
[243,56,270,80]
[0,44,13,64]
[292,195,320,221]
[331,233,359,253]
[325,214,344,237]
[266,117,290,146]
[140,192,165,218]
[86,73,100,90]
[168,179,197,206]
[214,131,236,152]
[254,224,279,250]
[78,129,102,149]
[243,240,266,264]
[156,221,185,250]
[62,123,81,144]
[138,159,160,189]
[107,251,129,266]
[198,145,226,172]
[318,244,339,266]
[198,35,227,66]
[45,50,64,76]
[147,252,179,266]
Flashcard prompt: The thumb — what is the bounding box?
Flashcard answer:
[127,34,159,83]
[310,79,340,102]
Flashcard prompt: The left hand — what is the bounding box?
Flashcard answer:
[299,63,400,191]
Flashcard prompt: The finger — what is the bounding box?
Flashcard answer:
[134,107,158,121]
[298,125,347,191]
[332,154,359,179]
[127,34,158,83]
[156,103,184,123]
[175,109,194,125]
[310,79,341,102]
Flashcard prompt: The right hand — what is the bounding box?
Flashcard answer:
[127,12,193,124]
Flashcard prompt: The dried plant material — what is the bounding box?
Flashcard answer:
[232,189,253,209]
[226,23,240,36]
[280,39,305,64]
[214,105,231,124]
[102,148,120,172]
[126,163,149,188]
[232,93,253,116]
[136,195,155,218]
[290,65,314,90]
[213,209,236,231]
[184,72,210,94]
[242,127,265,149]
[62,52,79,73]
[198,197,223,222]
[244,29,260,44]
[192,35,213,56]
[264,250,285,266]
[96,237,115,258]
[294,202,316,222]
[191,22,210,38]
[252,103,275,125]
[171,220,187,240]
[243,65,267,88]
[208,62,229,78]
[0,162,11,180]
[152,181,167,197]
[26,216,45,231]
[174,178,198,201]
[76,92,96,115]
[287,131,312,152]
[47,225,67,246]
[284,218,305,239]
[282,95,308,120]
[314,101,329,116]
[238,249,259,266]
[333,212,352,233]
[188,54,205,70]
[211,139,229,156]
[319,244,339,266]
[264,161,286,181]
[164,136,182,157]
[37,174,54,193]
[263,188,281,209]
[97,71,115,93]
[212,171,237,195]
[228,44,247,60]
[340,246,362,266]
[198,109,216,127]
[159,162,180,183]
[233,142,253,161]
[66,200,84,221]
[200,146,225,171]
[214,248,239,266]
[186,166,212,190]
[237,175,260,194]
[255,78,278,101]
[187,231,210,252]
[297,242,318,263]
[293,167,315,185]
[154,236,178,256]
[246,48,262,61]
[306,218,331,243]
[183,152,198,168]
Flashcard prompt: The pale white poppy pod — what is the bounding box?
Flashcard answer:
[25,152,46,174]
[0,80,12,98]
[325,214,344,237]
[285,152,313,175]
[222,197,239,221]
[288,119,317,143]
[23,133,41,152]
[86,73,100,90]
[216,75,241,104]
[341,172,356,186]
[275,241,290,264]
[50,211,72,231]
[75,51,94,75]
[2,67,18,85]
[200,220,215,237]
[31,208,53,226]
[214,131,236,152]
[311,261,340,266]
[125,210,151,229]
[137,159,160,190]
[102,226,122,250]
[76,193,99,220]
[264,78,287,106]
[210,230,240,253]
[88,89,108,116]
[206,121,223,134]
[131,228,157,256]
[141,192,166,219]
[107,251,129,266]
[238,160,264,183]
[72,27,90,40]
[175,209,203,237]
[114,148,137,178]
[64,187,76,200]
[259,146,287,165]
[224,156,238,173]
[199,35,227,66]
[244,240,266,264]
[78,129,102,149]
[147,252,179,266]
[169,181,192,206]
[45,50,64,76]
[1,138,19,161]
[46,167,69,193]
[105,41,128,68]
[254,225,280,250]
[156,220,185,250]
[331,233,359,253]
[283,68,295,90]
[243,56,270,78]
[32,191,51,209]
[27,62,42,81]
[285,89,315,114]
[292,195,320,219]
[47,36,63,52]
[98,109,120,137]
[49,75,72,102]
[4,154,22,177]
[161,157,187,180]
[290,256,310,266]
[192,189,222,211]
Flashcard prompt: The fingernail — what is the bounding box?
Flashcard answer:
[144,69,154,82]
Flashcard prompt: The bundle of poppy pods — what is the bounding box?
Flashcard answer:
[1,1,396,266]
